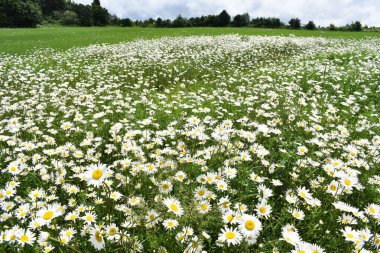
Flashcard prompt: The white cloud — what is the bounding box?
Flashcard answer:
[73,0,380,26]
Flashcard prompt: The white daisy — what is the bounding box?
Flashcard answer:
[238,214,262,237]
[218,226,242,246]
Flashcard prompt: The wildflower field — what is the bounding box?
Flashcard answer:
[0,34,380,253]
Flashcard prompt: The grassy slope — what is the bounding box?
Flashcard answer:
[0,26,380,54]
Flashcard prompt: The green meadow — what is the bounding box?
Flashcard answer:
[1,26,380,54]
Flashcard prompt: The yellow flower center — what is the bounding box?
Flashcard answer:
[95,231,103,242]
[330,184,337,191]
[226,231,236,239]
[347,233,354,239]
[109,228,116,236]
[259,207,267,213]
[167,221,174,227]
[344,179,351,186]
[43,210,54,220]
[170,204,179,212]
[245,220,255,230]
[198,189,205,196]
[369,207,376,214]
[92,169,103,180]
[20,235,29,243]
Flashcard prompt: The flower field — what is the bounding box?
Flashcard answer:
[0,35,379,252]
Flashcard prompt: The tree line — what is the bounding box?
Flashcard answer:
[0,0,109,27]
[0,0,367,31]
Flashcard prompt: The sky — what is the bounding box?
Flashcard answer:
[73,0,380,27]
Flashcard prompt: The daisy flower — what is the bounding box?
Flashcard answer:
[17,229,35,246]
[256,202,272,218]
[145,210,161,225]
[341,226,359,242]
[82,212,97,224]
[163,219,179,230]
[36,204,62,225]
[365,204,380,218]
[89,226,105,251]
[238,214,262,237]
[218,226,242,246]
[291,209,305,220]
[197,200,211,214]
[297,146,308,155]
[281,224,301,246]
[83,163,109,187]
[163,197,184,217]
[194,187,208,199]
[105,223,120,240]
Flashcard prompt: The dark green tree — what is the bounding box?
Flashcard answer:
[71,3,92,26]
[233,13,250,27]
[61,10,79,25]
[91,0,109,26]
[205,15,217,26]
[172,15,187,27]
[217,10,230,26]
[155,17,163,27]
[40,0,65,16]
[328,24,337,31]
[351,21,362,31]
[0,0,42,27]
[305,20,316,30]
[289,18,301,29]
[120,18,132,27]
[251,17,283,28]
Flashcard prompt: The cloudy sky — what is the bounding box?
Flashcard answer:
[73,0,380,26]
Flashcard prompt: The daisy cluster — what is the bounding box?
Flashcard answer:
[0,35,380,252]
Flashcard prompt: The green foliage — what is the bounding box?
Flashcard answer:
[217,10,231,26]
[0,0,42,27]
[289,18,301,29]
[61,10,79,26]
[251,17,284,28]
[351,21,362,31]
[70,3,92,26]
[328,24,337,31]
[232,13,250,27]
[40,0,65,16]
[91,0,109,26]
[305,21,316,30]
[172,15,187,28]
